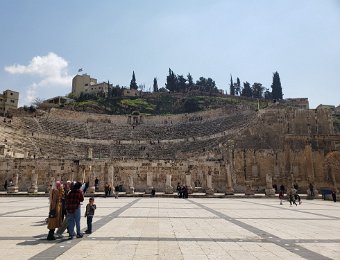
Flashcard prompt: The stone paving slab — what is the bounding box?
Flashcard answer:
[0,197,338,259]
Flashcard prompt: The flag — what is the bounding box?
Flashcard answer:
[78,68,83,73]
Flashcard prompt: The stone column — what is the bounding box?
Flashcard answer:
[87,165,96,193]
[331,168,339,193]
[206,172,214,195]
[265,173,275,196]
[87,148,93,159]
[28,170,38,193]
[225,163,234,195]
[104,164,114,188]
[185,173,193,194]
[165,173,173,194]
[7,173,19,193]
[109,165,114,189]
[145,172,153,194]
[126,172,135,194]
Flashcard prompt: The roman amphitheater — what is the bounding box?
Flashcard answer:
[1,103,339,196]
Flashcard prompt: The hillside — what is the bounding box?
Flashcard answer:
[55,93,270,115]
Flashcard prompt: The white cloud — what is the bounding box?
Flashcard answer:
[4,52,74,104]
[26,83,38,104]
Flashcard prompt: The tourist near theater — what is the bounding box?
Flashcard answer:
[0,100,339,196]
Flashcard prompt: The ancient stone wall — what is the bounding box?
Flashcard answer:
[0,107,339,194]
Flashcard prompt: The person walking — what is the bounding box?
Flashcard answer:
[84,197,96,234]
[47,181,63,240]
[66,182,84,239]
[331,187,337,202]
[279,190,284,205]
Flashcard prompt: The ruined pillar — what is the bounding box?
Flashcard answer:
[185,173,193,194]
[87,165,96,193]
[104,164,114,188]
[7,173,19,193]
[265,173,275,196]
[126,172,135,194]
[28,170,38,193]
[87,147,93,159]
[225,163,234,195]
[206,172,214,195]
[145,172,153,194]
[165,173,173,194]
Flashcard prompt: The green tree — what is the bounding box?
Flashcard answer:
[252,82,264,98]
[241,81,252,97]
[177,75,187,92]
[271,71,283,100]
[153,77,158,92]
[196,77,217,92]
[235,77,241,95]
[187,73,194,90]
[130,71,138,90]
[229,75,235,96]
[264,88,272,99]
[166,68,177,92]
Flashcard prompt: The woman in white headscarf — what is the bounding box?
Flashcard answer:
[47,181,64,240]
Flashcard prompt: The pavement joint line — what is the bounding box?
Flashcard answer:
[235,199,340,220]
[188,199,332,260]
[112,216,334,221]
[8,235,340,243]
[0,206,47,217]
[28,198,141,260]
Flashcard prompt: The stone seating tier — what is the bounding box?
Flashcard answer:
[14,110,255,141]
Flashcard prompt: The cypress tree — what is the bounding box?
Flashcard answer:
[271,71,283,100]
[153,77,158,92]
[230,75,235,96]
[130,71,138,90]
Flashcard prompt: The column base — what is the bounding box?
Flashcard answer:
[28,187,38,193]
[186,186,193,194]
[126,186,135,194]
[165,186,173,194]
[245,187,255,195]
[306,189,318,200]
[145,187,153,194]
[225,187,234,195]
[265,188,276,197]
[7,186,18,193]
[206,188,214,195]
[87,186,96,194]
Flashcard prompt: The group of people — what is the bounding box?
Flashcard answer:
[47,180,96,240]
[278,184,301,206]
[176,183,189,198]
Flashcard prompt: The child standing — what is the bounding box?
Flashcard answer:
[84,197,96,234]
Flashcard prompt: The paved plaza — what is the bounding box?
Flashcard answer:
[0,197,339,260]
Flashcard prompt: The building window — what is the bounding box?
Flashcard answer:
[85,84,89,86]
[10,93,13,95]
[10,100,15,103]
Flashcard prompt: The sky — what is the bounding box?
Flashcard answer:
[0,0,339,108]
